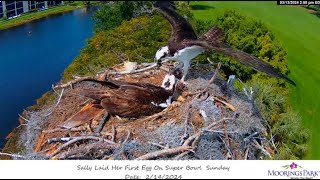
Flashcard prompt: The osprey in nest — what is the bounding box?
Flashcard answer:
[153,1,295,85]
[79,73,181,118]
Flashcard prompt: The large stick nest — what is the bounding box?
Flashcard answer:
[7,61,274,160]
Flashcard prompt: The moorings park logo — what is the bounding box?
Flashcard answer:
[268,162,320,178]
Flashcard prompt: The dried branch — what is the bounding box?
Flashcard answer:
[0,152,26,159]
[111,125,117,143]
[252,140,272,158]
[47,137,72,144]
[180,102,192,145]
[108,59,170,75]
[219,105,230,148]
[217,135,234,160]
[205,118,234,131]
[123,130,132,144]
[42,88,65,117]
[183,132,201,146]
[58,143,120,159]
[148,142,168,149]
[18,114,30,123]
[42,126,86,134]
[172,151,190,160]
[244,146,250,160]
[135,146,192,160]
[48,136,116,158]
[213,96,236,111]
[54,76,100,89]
[34,133,45,153]
[95,112,110,134]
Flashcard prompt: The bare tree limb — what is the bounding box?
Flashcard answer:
[58,143,120,159]
[135,146,192,160]
[252,140,272,158]
[0,152,26,159]
[54,76,100,89]
[42,126,86,134]
[108,59,171,75]
[47,136,116,158]
[42,88,65,117]
[18,114,30,123]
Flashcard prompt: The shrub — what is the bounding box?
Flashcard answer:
[92,1,153,33]
[62,15,171,81]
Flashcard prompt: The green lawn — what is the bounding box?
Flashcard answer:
[191,1,320,159]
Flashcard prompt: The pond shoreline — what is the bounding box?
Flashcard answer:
[0,2,102,31]
[0,6,99,155]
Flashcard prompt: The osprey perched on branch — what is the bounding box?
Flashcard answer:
[153,1,295,85]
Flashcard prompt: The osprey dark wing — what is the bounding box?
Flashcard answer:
[153,1,197,44]
[185,26,296,86]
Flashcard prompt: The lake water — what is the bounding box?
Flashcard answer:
[0,7,97,148]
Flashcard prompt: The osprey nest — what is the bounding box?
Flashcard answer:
[11,61,274,160]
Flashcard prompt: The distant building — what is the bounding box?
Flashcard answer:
[0,1,64,19]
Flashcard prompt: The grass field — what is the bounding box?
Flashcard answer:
[191,1,320,159]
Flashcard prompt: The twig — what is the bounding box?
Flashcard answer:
[95,112,110,134]
[180,101,193,145]
[0,152,26,159]
[108,59,170,75]
[42,88,65,117]
[213,96,236,111]
[58,143,120,159]
[183,132,201,146]
[252,140,272,158]
[243,132,259,144]
[18,114,30,123]
[135,146,192,160]
[42,126,86,133]
[244,147,250,160]
[34,133,45,153]
[172,151,190,160]
[203,130,238,134]
[217,135,234,160]
[54,76,101,89]
[219,105,230,148]
[47,137,73,144]
[148,142,168,149]
[111,125,116,143]
[174,133,201,160]
[205,118,234,131]
[123,130,132,144]
[47,136,116,158]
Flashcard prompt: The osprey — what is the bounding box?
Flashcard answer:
[153,1,295,85]
[78,73,180,118]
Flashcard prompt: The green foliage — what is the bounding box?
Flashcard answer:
[272,111,310,159]
[92,1,153,33]
[249,77,288,124]
[92,4,123,32]
[305,5,320,11]
[63,15,171,81]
